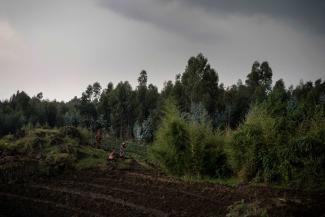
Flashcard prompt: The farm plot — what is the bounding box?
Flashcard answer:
[0,163,324,217]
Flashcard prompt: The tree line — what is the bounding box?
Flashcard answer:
[1,53,325,186]
[1,53,324,140]
[0,54,325,138]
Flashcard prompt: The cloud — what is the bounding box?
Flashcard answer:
[0,0,324,101]
[188,0,325,35]
[0,20,26,65]
[98,0,325,36]
[0,19,45,99]
[0,19,43,75]
[97,0,325,90]
[97,0,223,42]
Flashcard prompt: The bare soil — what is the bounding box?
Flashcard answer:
[0,160,324,217]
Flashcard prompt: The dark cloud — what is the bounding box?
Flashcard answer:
[1,0,324,101]
[177,0,325,34]
[97,0,224,42]
[99,0,325,35]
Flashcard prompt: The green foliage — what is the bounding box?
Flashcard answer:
[179,53,220,122]
[150,99,229,177]
[181,175,239,186]
[63,109,81,127]
[189,123,229,177]
[76,127,92,144]
[75,146,106,170]
[227,200,268,217]
[108,81,136,138]
[0,127,108,174]
[284,108,325,187]
[0,53,324,188]
[227,104,280,182]
[246,61,273,103]
[150,99,191,175]
[60,126,92,145]
[133,116,155,142]
[228,102,325,187]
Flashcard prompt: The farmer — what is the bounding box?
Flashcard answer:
[95,128,102,148]
[107,149,116,161]
[119,142,127,158]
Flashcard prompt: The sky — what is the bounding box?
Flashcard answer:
[0,0,324,101]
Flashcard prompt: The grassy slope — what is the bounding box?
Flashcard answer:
[0,128,107,172]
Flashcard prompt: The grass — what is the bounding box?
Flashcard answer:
[180,175,239,187]
[75,157,106,170]
[0,128,110,172]
[227,199,269,217]
[102,137,241,186]
[0,128,257,188]
[75,146,107,170]
[115,158,133,170]
[0,128,154,174]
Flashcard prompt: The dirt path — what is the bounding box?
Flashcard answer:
[0,168,324,217]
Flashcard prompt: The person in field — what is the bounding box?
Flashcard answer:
[107,149,116,161]
[95,128,102,148]
[119,142,127,158]
[106,142,127,162]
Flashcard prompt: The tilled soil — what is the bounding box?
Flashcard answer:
[0,166,324,217]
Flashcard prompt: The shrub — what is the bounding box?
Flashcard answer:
[189,123,229,177]
[228,103,325,187]
[283,108,325,187]
[0,128,107,175]
[227,199,268,217]
[150,99,229,177]
[77,127,92,145]
[227,104,281,182]
[150,100,191,175]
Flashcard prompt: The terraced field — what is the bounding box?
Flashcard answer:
[0,162,324,217]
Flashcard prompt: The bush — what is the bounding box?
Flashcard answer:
[228,103,325,187]
[150,100,190,175]
[150,99,229,177]
[189,123,229,177]
[59,126,92,145]
[227,199,268,217]
[284,108,325,187]
[227,104,281,182]
[0,112,25,137]
[0,128,107,175]
[75,146,107,170]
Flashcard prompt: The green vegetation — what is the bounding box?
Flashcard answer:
[226,101,325,188]
[227,200,268,217]
[0,127,108,174]
[180,175,239,187]
[227,105,280,182]
[0,53,324,189]
[75,146,107,170]
[149,99,229,178]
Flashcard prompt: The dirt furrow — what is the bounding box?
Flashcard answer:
[94,171,312,204]
[0,192,104,217]
[0,183,166,217]
[30,184,169,217]
[1,168,324,217]
[50,178,230,216]
[94,177,228,202]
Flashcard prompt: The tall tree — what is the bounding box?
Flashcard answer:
[136,70,148,122]
[109,81,136,138]
[246,61,273,103]
[180,53,220,123]
[92,82,102,101]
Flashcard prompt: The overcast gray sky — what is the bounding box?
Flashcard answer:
[0,0,324,101]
